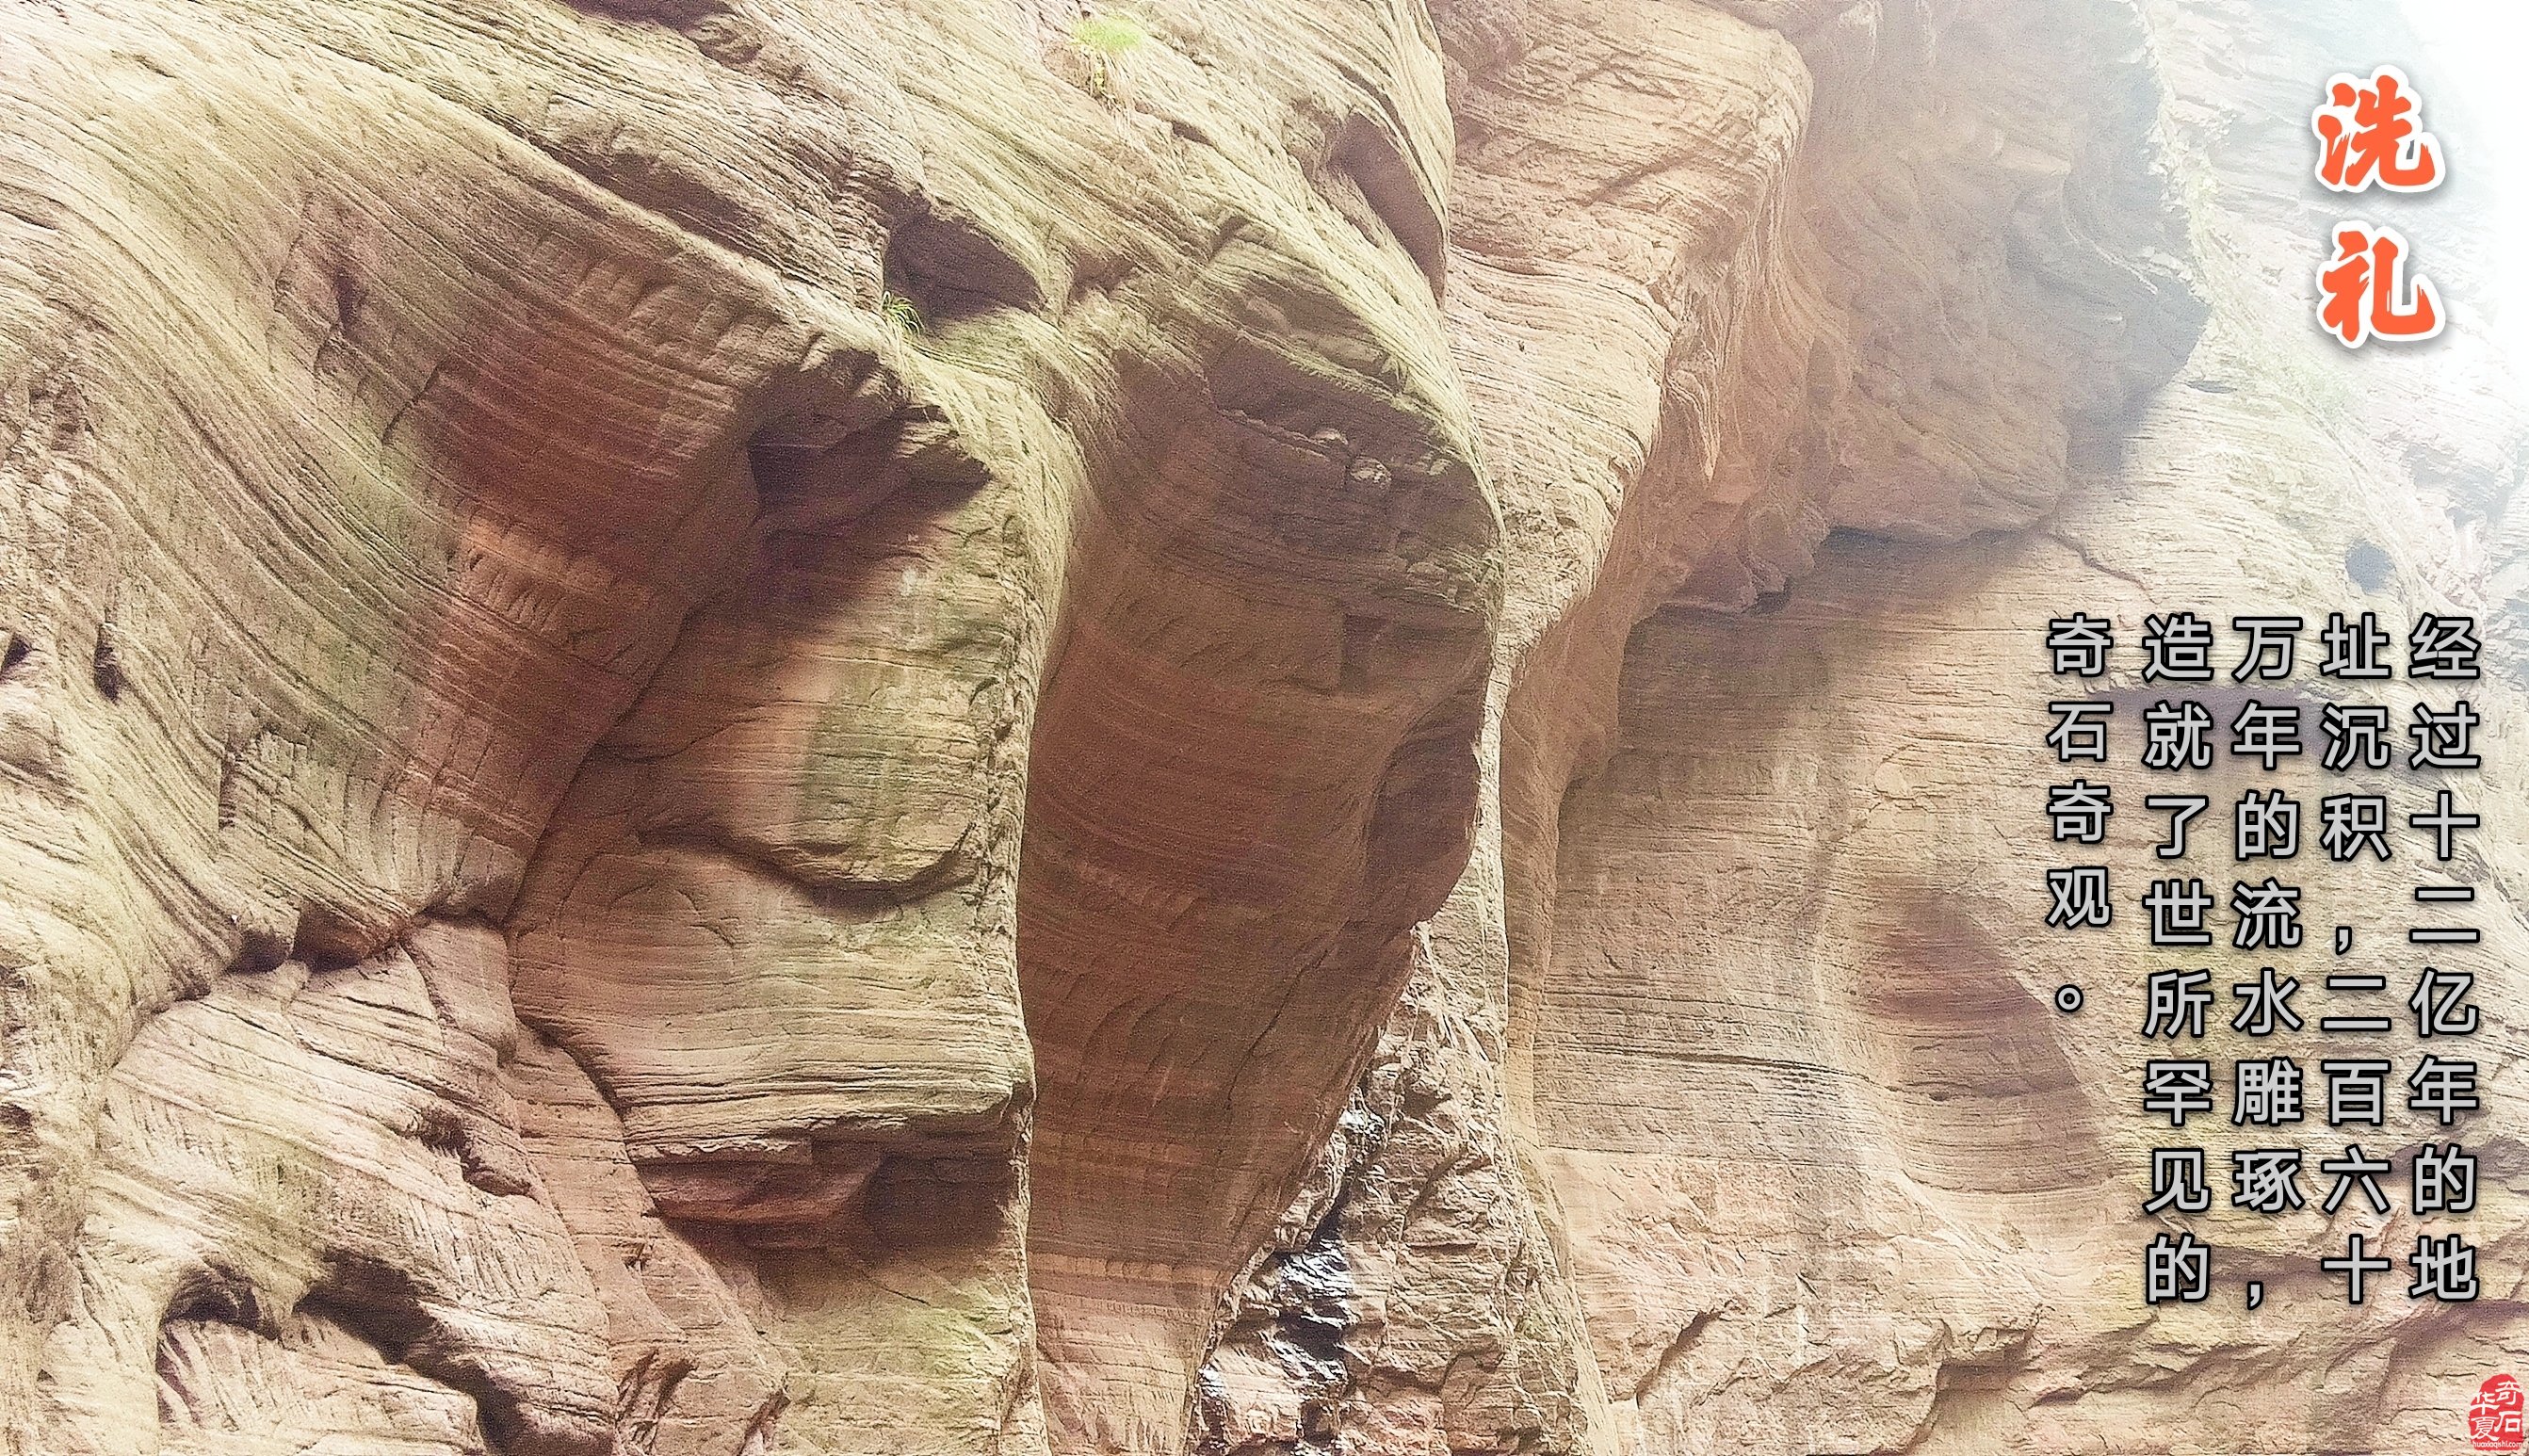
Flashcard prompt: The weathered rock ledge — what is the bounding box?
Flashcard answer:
[0,0,2518,1452]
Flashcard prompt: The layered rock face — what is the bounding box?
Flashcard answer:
[0,1,2517,1455]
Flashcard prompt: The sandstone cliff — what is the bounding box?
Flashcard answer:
[0,0,2517,1452]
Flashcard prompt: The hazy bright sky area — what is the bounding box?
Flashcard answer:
[2400,0,2529,361]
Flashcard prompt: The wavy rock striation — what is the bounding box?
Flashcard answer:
[0,0,2515,1452]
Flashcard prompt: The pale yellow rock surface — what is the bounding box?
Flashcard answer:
[0,0,2518,1451]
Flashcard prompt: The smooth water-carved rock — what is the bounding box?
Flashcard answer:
[0,0,2519,1451]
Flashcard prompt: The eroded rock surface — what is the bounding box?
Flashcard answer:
[0,0,2519,1451]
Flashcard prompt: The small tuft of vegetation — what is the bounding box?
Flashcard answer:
[879,290,926,335]
[1071,10,1147,54]
[1070,10,1148,101]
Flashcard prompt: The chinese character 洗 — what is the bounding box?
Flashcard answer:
[2313,66,2444,193]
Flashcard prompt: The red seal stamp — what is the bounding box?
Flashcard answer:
[2472,1374,2525,1451]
